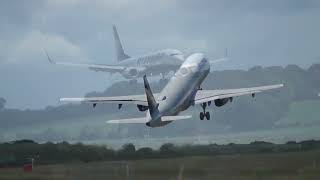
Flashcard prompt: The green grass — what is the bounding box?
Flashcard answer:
[1,150,320,180]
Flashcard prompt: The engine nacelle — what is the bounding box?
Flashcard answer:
[123,67,145,78]
[137,105,149,112]
[214,98,229,107]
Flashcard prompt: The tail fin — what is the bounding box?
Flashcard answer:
[113,25,130,61]
[143,75,159,119]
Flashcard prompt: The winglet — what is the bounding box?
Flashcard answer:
[143,75,159,118]
[44,49,56,64]
[209,57,229,64]
[209,48,229,64]
[209,50,229,64]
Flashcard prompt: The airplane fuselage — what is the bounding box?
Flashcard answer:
[117,49,184,79]
[146,53,210,127]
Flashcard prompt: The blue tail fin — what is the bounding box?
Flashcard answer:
[143,75,159,119]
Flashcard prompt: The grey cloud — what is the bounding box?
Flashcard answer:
[0,0,320,109]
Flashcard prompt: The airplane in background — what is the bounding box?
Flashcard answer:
[46,25,185,82]
[60,53,283,127]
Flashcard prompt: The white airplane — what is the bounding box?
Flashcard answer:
[46,25,185,80]
[61,53,284,128]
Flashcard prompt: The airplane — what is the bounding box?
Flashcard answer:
[46,25,185,81]
[60,53,284,128]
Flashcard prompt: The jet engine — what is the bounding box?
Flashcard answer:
[137,104,148,112]
[214,98,230,107]
[123,67,145,78]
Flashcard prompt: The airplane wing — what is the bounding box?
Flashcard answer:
[60,94,159,106]
[45,50,124,73]
[194,84,284,104]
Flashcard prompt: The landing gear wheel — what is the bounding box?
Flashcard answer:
[199,112,204,120]
[200,102,208,121]
[205,112,210,120]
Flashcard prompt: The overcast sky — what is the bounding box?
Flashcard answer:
[1,0,320,109]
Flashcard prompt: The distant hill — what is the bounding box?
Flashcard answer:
[276,100,320,127]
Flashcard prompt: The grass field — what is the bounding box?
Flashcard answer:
[1,150,320,180]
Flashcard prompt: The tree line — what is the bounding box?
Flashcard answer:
[1,139,320,167]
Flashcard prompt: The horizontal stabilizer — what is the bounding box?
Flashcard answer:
[44,49,125,72]
[106,115,192,124]
[162,115,192,121]
[106,117,147,124]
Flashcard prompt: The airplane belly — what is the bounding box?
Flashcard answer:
[158,68,209,115]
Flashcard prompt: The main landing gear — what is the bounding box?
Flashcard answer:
[159,73,168,85]
[199,102,210,120]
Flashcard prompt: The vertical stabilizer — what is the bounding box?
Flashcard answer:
[143,75,159,119]
[113,25,130,61]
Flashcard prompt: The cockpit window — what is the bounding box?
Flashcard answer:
[162,96,167,100]
[175,67,190,77]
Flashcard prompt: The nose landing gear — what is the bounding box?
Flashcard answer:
[199,102,210,120]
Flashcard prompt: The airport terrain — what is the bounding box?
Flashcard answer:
[1,149,320,180]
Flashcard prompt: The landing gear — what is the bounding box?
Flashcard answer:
[205,111,210,120]
[200,112,204,120]
[159,73,168,85]
[200,102,211,120]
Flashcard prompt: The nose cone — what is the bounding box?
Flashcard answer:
[182,53,205,67]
